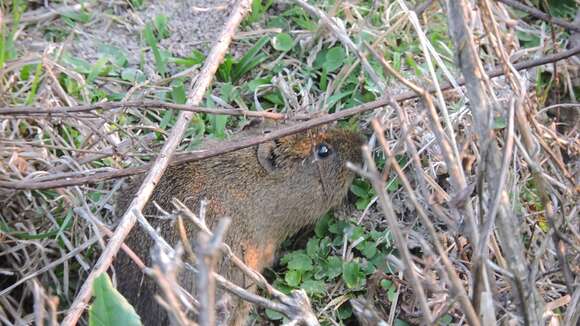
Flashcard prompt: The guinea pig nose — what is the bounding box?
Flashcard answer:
[316,143,332,159]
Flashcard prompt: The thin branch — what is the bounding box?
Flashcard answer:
[475,97,516,261]
[195,218,230,326]
[447,1,545,323]
[0,100,306,120]
[149,201,318,324]
[364,41,480,247]
[498,0,580,32]
[1,46,578,190]
[0,237,98,297]
[369,119,481,326]
[353,145,434,324]
[174,200,282,299]
[414,0,436,16]
[60,1,253,324]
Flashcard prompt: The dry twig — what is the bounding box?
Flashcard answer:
[136,201,319,325]
[349,145,434,324]
[0,100,306,120]
[447,1,545,323]
[498,0,580,32]
[2,44,578,190]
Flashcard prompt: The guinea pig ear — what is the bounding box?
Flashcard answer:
[257,141,277,172]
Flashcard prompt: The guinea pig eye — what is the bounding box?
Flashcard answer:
[315,143,332,159]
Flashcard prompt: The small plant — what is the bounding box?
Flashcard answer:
[268,213,395,324]
[245,0,274,25]
[350,178,376,210]
[217,36,270,83]
[0,0,26,67]
[128,0,144,9]
[313,46,347,91]
[143,23,168,76]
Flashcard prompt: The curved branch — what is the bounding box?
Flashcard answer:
[1,45,578,190]
[498,0,580,32]
[0,101,306,120]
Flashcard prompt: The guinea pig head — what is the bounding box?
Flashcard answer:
[257,127,365,206]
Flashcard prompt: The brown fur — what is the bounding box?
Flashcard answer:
[114,126,364,325]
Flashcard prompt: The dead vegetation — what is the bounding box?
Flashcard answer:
[1,0,579,325]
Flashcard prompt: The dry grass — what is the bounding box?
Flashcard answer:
[1,0,578,325]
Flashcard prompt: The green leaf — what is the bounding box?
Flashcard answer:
[61,9,91,24]
[314,214,331,237]
[326,91,353,109]
[318,238,331,257]
[87,57,109,83]
[220,83,237,103]
[301,279,326,296]
[171,81,187,104]
[89,273,142,326]
[306,238,320,258]
[394,319,410,326]
[25,63,43,105]
[20,64,33,80]
[263,91,284,105]
[323,256,342,280]
[386,178,401,192]
[380,279,393,290]
[360,241,377,259]
[337,304,352,320]
[350,179,372,198]
[287,252,313,272]
[129,0,143,8]
[0,218,71,240]
[265,308,284,321]
[438,314,453,325]
[370,230,382,241]
[516,31,540,48]
[56,209,74,237]
[154,14,169,39]
[319,67,328,91]
[62,53,92,74]
[547,0,577,18]
[217,54,234,82]
[99,44,128,67]
[342,260,364,289]
[172,49,205,67]
[209,114,228,139]
[231,36,270,81]
[121,68,145,83]
[237,37,270,72]
[387,285,397,302]
[291,16,317,31]
[285,270,301,287]
[355,197,372,210]
[272,33,293,51]
[267,16,289,29]
[348,225,364,241]
[328,220,348,235]
[159,110,174,130]
[144,24,166,76]
[323,47,346,72]
[392,51,402,71]
[246,77,271,92]
[493,116,507,129]
[245,0,274,24]
[272,278,293,295]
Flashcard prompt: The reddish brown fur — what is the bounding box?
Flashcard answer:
[115,126,363,325]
